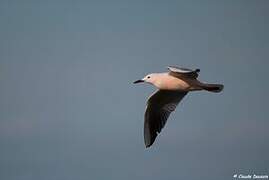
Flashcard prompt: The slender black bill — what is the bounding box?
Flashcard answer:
[133,79,144,84]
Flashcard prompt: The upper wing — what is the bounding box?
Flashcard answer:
[167,66,200,79]
[144,90,187,148]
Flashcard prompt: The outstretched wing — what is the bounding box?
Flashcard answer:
[168,66,200,79]
[144,90,187,148]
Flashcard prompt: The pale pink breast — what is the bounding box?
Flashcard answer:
[158,75,191,90]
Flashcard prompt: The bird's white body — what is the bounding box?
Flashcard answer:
[142,72,203,91]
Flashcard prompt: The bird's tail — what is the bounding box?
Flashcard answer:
[201,83,224,93]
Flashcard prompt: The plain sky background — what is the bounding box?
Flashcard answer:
[1,1,269,180]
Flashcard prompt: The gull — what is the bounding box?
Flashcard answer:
[134,66,223,148]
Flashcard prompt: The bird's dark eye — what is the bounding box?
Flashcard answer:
[147,76,150,79]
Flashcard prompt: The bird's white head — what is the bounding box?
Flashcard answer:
[133,73,158,85]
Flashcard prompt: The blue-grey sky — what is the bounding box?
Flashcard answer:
[1,1,269,180]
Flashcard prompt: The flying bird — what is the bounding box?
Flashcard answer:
[134,66,223,148]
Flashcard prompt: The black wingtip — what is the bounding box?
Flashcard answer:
[145,140,153,148]
[145,143,153,148]
[144,135,156,148]
[195,69,200,72]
